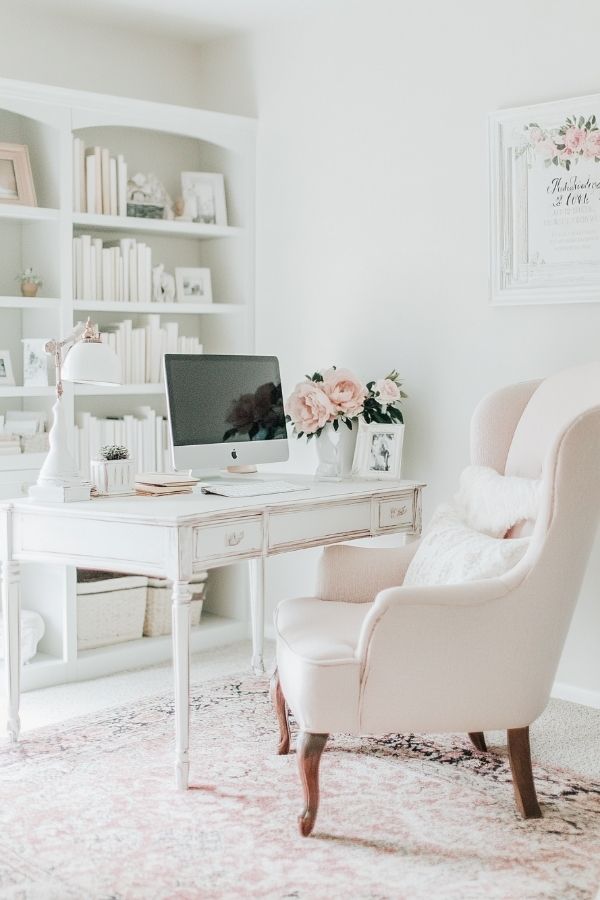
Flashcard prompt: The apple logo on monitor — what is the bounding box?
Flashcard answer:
[231,449,238,459]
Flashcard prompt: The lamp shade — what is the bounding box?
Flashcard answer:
[62,340,121,385]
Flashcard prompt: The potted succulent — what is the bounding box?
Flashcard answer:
[90,445,136,496]
[16,268,42,298]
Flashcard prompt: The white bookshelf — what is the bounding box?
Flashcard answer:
[0,77,256,690]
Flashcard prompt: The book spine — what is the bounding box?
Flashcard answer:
[79,139,86,214]
[72,138,81,213]
[85,153,96,215]
[101,147,110,216]
[109,157,118,216]
[94,147,102,215]
[117,155,127,218]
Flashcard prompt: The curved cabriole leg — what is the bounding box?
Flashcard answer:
[297,731,328,837]
[507,726,542,819]
[270,670,291,755]
[468,732,487,753]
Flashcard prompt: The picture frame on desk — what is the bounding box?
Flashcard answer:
[0,143,36,207]
[0,350,15,386]
[352,421,404,480]
[175,267,212,304]
[180,171,227,225]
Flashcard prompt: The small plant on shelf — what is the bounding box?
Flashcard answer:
[99,445,130,461]
[16,267,43,298]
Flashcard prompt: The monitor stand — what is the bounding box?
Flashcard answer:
[226,465,257,475]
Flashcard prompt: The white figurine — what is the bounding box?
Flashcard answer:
[152,265,176,303]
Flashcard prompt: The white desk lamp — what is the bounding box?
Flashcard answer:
[29,318,121,502]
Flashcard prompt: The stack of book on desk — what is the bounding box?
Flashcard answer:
[135,473,199,496]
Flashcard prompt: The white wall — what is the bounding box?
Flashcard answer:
[0,5,204,107]
[194,0,600,704]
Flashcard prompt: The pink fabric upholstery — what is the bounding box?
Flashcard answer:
[470,379,540,474]
[275,363,600,737]
[316,542,419,603]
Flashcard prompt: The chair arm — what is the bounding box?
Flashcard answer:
[316,541,420,603]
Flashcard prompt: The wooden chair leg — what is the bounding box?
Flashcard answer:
[507,726,542,819]
[297,731,328,837]
[269,669,290,755]
[468,732,487,753]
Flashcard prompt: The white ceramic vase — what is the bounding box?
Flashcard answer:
[314,421,357,480]
[90,458,136,495]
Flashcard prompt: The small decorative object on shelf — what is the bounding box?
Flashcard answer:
[16,267,42,298]
[286,367,406,481]
[179,171,227,225]
[91,444,136,496]
[152,264,176,303]
[175,267,212,303]
[0,143,36,207]
[0,349,15,386]
[127,172,173,220]
[22,338,50,386]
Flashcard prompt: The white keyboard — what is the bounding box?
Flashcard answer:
[199,480,309,498]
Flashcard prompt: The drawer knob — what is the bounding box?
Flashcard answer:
[390,505,407,519]
[226,530,245,547]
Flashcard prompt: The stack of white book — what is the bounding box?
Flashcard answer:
[97,315,202,385]
[0,411,48,455]
[72,235,152,302]
[74,407,172,479]
[73,138,127,216]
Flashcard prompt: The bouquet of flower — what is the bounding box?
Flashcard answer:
[286,367,405,439]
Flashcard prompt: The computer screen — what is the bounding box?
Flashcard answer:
[164,354,289,471]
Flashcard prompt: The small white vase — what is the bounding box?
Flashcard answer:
[314,421,357,481]
[90,458,136,495]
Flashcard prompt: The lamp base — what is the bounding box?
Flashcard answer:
[29,482,92,503]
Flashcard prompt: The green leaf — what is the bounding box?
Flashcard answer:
[312,372,324,383]
[332,419,339,431]
[345,418,353,430]
[578,116,584,127]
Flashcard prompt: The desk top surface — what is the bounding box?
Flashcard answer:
[2,475,425,526]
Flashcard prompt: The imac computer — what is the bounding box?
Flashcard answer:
[164,354,289,475]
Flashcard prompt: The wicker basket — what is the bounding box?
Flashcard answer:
[144,573,207,637]
[77,570,147,651]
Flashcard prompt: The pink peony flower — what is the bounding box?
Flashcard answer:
[286,381,334,434]
[374,378,401,405]
[528,126,544,145]
[322,368,367,417]
[584,130,600,159]
[563,126,587,153]
[536,137,558,159]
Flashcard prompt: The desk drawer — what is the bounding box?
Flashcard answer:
[269,500,371,551]
[193,518,263,562]
[378,495,415,530]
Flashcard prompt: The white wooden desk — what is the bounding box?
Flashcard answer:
[1,476,424,789]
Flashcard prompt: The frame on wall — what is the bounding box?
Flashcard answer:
[0,143,36,207]
[489,92,600,306]
[352,421,404,480]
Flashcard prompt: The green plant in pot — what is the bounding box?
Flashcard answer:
[17,268,43,298]
[91,445,136,496]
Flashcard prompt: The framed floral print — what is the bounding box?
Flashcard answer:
[490,93,600,305]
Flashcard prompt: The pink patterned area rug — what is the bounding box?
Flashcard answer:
[1,674,600,900]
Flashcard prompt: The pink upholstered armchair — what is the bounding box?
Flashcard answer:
[271,363,600,836]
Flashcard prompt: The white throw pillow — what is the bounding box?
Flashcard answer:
[454,465,541,538]
[403,503,529,587]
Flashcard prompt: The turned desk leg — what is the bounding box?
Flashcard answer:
[2,561,21,743]
[172,580,192,790]
[248,557,265,675]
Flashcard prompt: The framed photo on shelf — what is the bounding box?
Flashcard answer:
[0,350,15,386]
[180,171,227,225]
[352,421,404,480]
[175,267,213,304]
[22,338,49,387]
[0,143,37,207]
[490,92,600,305]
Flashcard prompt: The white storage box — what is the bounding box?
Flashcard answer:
[144,572,207,637]
[0,608,45,663]
[77,570,147,651]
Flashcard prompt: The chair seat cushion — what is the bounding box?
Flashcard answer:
[275,597,371,733]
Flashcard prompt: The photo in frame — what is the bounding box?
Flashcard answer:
[22,338,50,387]
[490,92,600,305]
[352,421,404,479]
[175,267,213,303]
[0,350,15,386]
[180,172,227,225]
[0,143,37,207]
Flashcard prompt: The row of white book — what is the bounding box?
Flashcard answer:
[0,411,49,455]
[73,235,153,303]
[73,138,127,216]
[97,315,202,385]
[74,407,172,480]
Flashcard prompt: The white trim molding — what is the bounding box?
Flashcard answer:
[552,681,600,710]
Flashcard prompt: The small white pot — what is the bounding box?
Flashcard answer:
[90,458,136,495]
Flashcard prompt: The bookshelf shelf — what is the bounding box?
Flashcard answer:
[72,212,241,240]
[73,300,244,315]
[74,383,165,396]
[0,204,60,224]
[0,296,61,310]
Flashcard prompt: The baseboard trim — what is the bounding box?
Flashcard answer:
[552,681,600,710]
